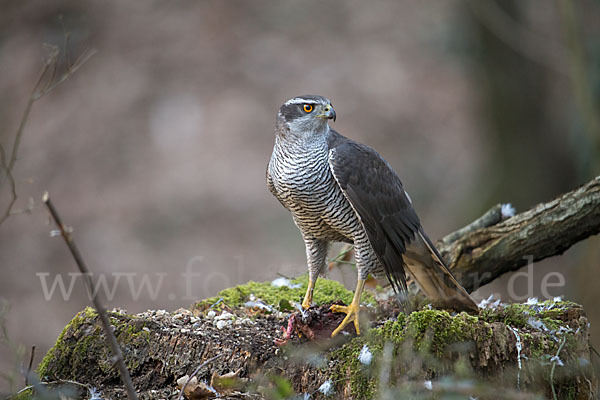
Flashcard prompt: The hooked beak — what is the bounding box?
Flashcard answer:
[321,104,336,122]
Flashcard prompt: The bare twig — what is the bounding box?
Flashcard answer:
[328,244,354,269]
[7,56,52,173]
[331,260,356,266]
[550,335,568,400]
[58,15,71,69]
[276,272,293,280]
[0,145,17,225]
[42,192,138,400]
[0,41,95,226]
[177,354,223,400]
[24,345,35,387]
[7,379,90,400]
[32,48,97,101]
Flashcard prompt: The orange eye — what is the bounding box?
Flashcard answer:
[303,104,313,113]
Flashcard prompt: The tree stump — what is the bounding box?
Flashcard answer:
[32,176,600,399]
[36,278,597,399]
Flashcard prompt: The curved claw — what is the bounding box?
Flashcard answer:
[330,303,361,337]
[302,279,316,309]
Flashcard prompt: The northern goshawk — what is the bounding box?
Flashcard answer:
[267,95,477,337]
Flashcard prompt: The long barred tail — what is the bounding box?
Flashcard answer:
[402,229,479,313]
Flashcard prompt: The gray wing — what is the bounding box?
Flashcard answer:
[328,133,478,312]
[327,137,420,297]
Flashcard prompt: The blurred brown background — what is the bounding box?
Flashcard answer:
[1,0,599,390]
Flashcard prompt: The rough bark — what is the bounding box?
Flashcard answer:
[438,176,600,292]
[36,293,596,399]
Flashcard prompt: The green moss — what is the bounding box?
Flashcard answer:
[38,307,152,379]
[114,319,151,371]
[39,287,586,399]
[329,309,484,398]
[193,276,376,311]
[479,300,577,330]
[37,307,98,377]
[329,336,378,399]
[405,310,478,356]
[377,313,408,344]
[369,310,481,358]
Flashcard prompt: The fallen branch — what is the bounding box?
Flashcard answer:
[318,176,600,292]
[440,176,600,292]
[42,192,138,400]
[323,177,599,295]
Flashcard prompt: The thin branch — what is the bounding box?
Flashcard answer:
[7,196,35,217]
[7,379,90,400]
[177,354,223,400]
[550,335,568,400]
[438,203,506,247]
[0,145,17,225]
[42,192,138,400]
[32,48,97,101]
[7,54,54,172]
[59,15,71,69]
[330,260,356,266]
[275,272,293,279]
[328,243,354,270]
[0,42,95,226]
[24,345,35,387]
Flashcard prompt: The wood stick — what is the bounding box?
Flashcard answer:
[42,192,139,400]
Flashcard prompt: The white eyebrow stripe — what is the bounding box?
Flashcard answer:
[284,98,321,106]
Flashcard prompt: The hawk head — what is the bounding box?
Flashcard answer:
[277,95,336,136]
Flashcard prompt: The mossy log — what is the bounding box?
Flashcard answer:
[33,177,600,399]
[441,176,600,292]
[36,278,597,399]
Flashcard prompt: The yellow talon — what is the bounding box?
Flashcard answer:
[330,279,365,337]
[302,279,315,309]
[330,303,361,336]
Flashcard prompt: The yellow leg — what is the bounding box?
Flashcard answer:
[302,279,316,309]
[330,279,365,337]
